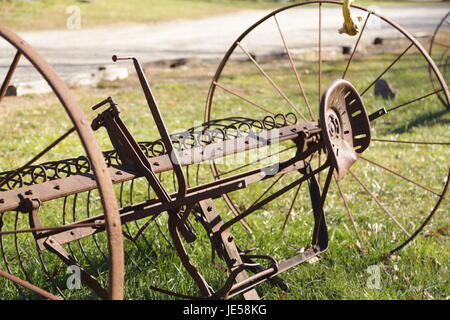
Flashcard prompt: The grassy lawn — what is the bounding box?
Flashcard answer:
[0,0,445,31]
[0,37,448,300]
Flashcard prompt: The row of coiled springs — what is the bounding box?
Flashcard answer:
[0,113,297,191]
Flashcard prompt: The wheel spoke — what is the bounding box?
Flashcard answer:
[281,182,302,232]
[317,149,322,186]
[334,176,364,249]
[360,43,414,96]
[0,51,21,104]
[213,81,277,117]
[387,89,444,112]
[236,42,308,121]
[342,12,371,80]
[247,173,285,211]
[274,14,315,120]
[432,41,450,49]
[221,163,329,232]
[0,127,76,190]
[349,170,411,237]
[372,138,449,145]
[360,156,441,196]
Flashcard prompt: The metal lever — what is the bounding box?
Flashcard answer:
[112,55,187,201]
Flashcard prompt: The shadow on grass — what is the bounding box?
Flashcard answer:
[389,109,449,134]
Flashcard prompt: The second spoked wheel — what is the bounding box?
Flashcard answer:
[205,1,450,255]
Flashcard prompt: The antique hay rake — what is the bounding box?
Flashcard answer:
[0,1,448,300]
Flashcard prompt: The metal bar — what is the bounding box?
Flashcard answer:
[114,56,187,201]
[360,43,414,96]
[213,82,278,117]
[274,14,315,120]
[220,159,328,233]
[318,2,322,105]
[349,170,411,237]
[0,123,315,213]
[387,89,443,112]
[25,143,322,245]
[281,182,302,232]
[0,222,105,237]
[360,156,440,196]
[0,269,62,300]
[0,127,76,191]
[334,175,364,250]
[0,51,21,103]
[236,42,308,121]
[372,138,449,145]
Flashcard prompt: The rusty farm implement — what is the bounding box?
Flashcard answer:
[0,1,448,300]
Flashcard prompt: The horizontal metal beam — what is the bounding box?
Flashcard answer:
[0,122,318,213]
[26,141,320,245]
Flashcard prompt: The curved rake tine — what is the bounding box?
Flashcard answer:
[120,181,153,264]
[72,193,97,273]
[63,196,79,263]
[0,214,27,299]
[87,190,108,262]
[14,211,34,286]
[35,248,67,299]
[130,179,157,257]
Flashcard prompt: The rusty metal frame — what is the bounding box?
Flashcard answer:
[0,0,448,300]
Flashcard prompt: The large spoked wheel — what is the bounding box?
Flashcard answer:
[429,10,449,110]
[0,24,124,299]
[205,1,449,254]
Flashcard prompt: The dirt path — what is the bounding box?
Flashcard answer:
[0,4,448,85]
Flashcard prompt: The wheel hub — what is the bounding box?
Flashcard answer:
[320,79,371,180]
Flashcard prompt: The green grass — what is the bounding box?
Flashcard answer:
[0,44,448,300]
[0,0,445,31]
